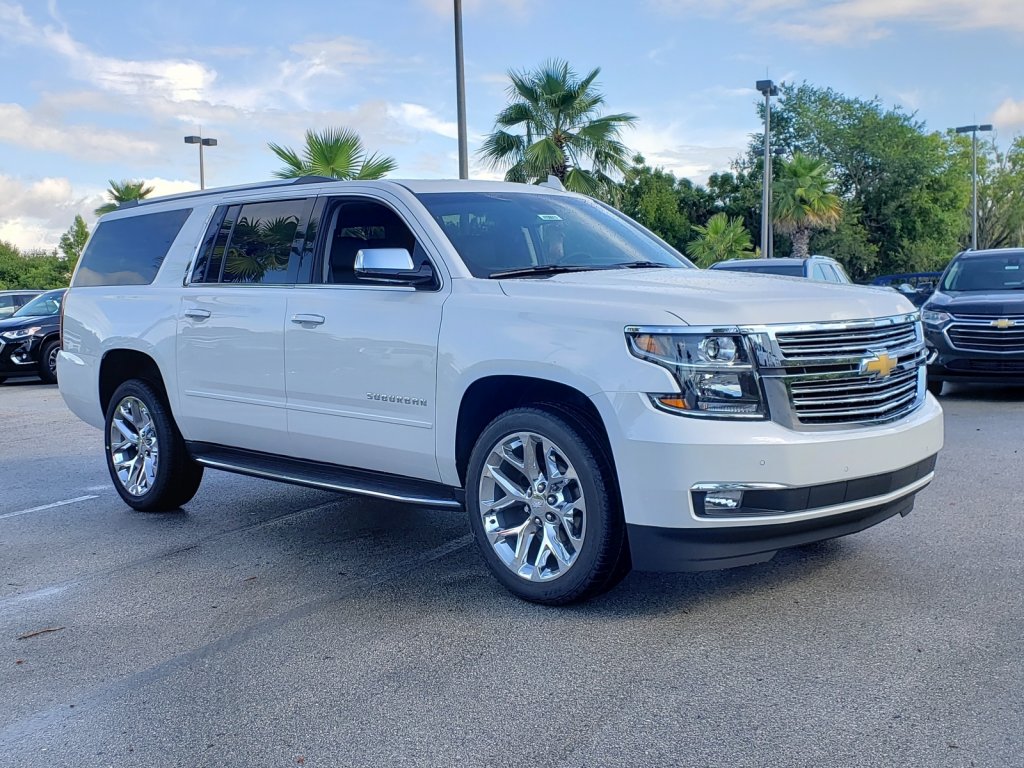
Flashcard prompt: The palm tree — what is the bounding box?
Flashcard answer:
[479,59,637,197]
[686,213,755,268]
[773,153,843,258]
[95,180,154,216]
[268,127,397,180]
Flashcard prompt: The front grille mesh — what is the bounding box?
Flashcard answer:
[769,317,925,427]
[947,324,1024,353]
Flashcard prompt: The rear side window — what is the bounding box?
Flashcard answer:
[74,208,191,287]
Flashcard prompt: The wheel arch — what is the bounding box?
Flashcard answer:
[98,348,169,416]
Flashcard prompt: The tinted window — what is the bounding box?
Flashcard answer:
[221,200,307,284]
[74,208,191,287]
[714,263,805,277]
[320,200,417,284]
[811,263,829,281]
[189,206,234,284]
[0,295,14,317]
[941,252,1024,292]
[416,192,689,278]
[13,291,62,317]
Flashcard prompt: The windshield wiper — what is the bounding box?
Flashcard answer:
[611,261,674,269]
[488,265,603,279]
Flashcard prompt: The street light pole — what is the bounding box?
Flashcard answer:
[184,133,218,190]
[756,80,779,258]
[955,123,993,250]
[454,0,469,179]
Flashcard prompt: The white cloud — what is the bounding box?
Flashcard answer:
[629,124,743,183]
[650,0,1024,43]
[0,103,159,160]
[992,98,1024,130]
[388,103,460,140]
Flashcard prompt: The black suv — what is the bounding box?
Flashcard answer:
[0,289,42,320]
[710,255,852,283]
[0,288,65,384]
[923,248,1024,394]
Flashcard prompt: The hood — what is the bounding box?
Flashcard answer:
[0,313,57,331]
[497,268,914,326]
[925,289,1024,316]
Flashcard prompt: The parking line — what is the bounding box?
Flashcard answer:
[0,495,99,521]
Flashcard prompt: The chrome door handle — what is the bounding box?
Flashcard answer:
[184,308,211,320]
[291,313,326,326]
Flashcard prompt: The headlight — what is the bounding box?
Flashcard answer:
[921,309,951,327]
[1,326,42,340]
[626,329,766,418]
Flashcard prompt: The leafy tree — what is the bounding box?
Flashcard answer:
[686,213,755,267]
[0,240,73,289]
[95,180,154,216]
[810,203,879,280]
[480,59,636,197]
[977,136,1024,250]
[747,82,969,275]
[772,153,842,258]
[706,169,762,243]
[58,215,89,266]
[268,127,396,180]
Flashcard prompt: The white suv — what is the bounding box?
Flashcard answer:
[58,178,943,604]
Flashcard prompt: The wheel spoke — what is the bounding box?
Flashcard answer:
[544,525,573,567]
[520,433,542,482]
[542,438,561,480]
[485,465,529,501]
[112,416,138,445]
[513,527,536,569]
[559,499,585,542]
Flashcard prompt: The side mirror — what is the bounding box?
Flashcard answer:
[354,248,435,286]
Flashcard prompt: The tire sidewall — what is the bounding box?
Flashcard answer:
[38,339,60,384]
[466,407,620,604]
[104,379,181,511]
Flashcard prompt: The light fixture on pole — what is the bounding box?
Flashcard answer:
[184,133,218,190]
[756,79,779,258]
[954,123,993,250]
[454,0,469,179]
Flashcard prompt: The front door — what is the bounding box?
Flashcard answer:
[284,195,448,481]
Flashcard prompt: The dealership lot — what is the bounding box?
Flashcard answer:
[1,380,1021,767]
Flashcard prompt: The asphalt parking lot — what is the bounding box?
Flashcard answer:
[1,378,1022,768]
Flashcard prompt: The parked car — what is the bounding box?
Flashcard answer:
[58,178,942,604]
[0,289,42,319]
[710,254,852,283]
[922,248,1024,395]
[872,272,942,307]
[0,288,65,384]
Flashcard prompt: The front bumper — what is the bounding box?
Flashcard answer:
[925,324,1024,385]
[592,390,943,570]
[0,336,44,373]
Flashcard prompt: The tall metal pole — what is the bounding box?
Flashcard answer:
[454,0,469,179]
[757,80,777,258]
[199,138,206,190]
[971,130,978,250]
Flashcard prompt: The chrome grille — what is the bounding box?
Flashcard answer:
[775,322,918,360]
[947,323,1024,353]
[759,315,926,429]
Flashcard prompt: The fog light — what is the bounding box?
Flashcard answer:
[704,490,743,511]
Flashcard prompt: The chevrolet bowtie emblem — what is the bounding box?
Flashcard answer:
[862,352,897,378]
[992,318,1016,329]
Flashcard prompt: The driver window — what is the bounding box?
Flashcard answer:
[321,200,417,284]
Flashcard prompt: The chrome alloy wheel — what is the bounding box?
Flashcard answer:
[47,345,59,376]
[478,431,587,582]
[109,396,159,496]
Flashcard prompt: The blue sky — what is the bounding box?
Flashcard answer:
[1,0,1022,250]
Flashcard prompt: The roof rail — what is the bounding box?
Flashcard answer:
[115,176,340,210]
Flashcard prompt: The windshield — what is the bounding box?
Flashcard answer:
[13,291,63,318]
[713,263,805,277]
[416,191,692,278]
[942,252,1024,292]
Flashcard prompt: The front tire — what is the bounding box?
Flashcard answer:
[927,377,943,396]
[38,339,60,384]
[104,379,203,511]
[466,407,628,605]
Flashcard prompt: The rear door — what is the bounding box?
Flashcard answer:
[284,193,449,481]
[176,196,314,453]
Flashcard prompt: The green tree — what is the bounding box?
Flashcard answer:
[747,82,969,276]
[977,136,1024,250]
[773,153,842,258]
[480,59,636,197]
[0,240,73,289]
[95,180,154,216]
[268,127,396,180]
[686,213,755,267]
[58,214,89,266]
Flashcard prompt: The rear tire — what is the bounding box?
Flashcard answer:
[104,379,203,512]
[38,339,60,384]
[466,406,628,605]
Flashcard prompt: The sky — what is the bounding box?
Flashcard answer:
[1,0,1023,251]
